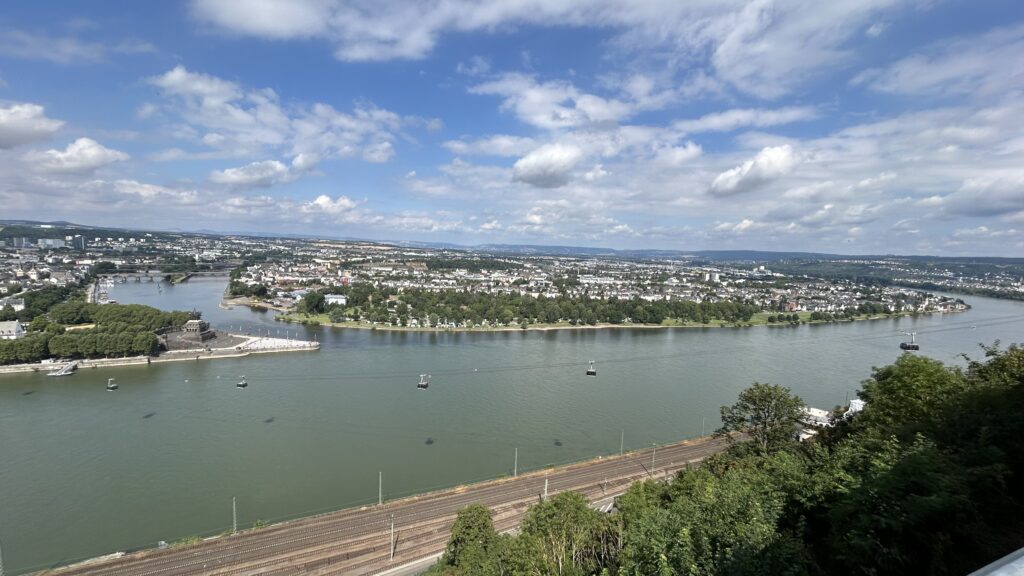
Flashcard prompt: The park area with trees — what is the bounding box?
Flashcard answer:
[428,344,1024,576]
[0,299,192,365]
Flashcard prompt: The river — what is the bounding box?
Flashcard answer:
[1,277,1022,574]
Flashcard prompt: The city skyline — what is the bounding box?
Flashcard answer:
[1,1,1022,255]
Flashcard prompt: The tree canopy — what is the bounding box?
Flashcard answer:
[429,344,1024,575]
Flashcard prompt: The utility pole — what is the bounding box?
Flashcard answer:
[389,514,395,561]
[651,443,656,471]
[514,448,518,477]
[232,497,238,534]
[379,472,383,506]
[543,478,548,501]
[702,417,705,436]
[620,429,624,456]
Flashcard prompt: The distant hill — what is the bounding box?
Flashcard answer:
[3,219,1021,263]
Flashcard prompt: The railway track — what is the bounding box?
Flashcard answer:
[49,436,730,576]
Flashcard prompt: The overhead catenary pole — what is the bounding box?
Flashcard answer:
[543,478,548,500]
[379,472,383,506]
[0,537,5,576]
[652,443,656,471]
[702,417,706,437]
[620,429,624,456]
[514,448,518,477]
[232,497,238,534]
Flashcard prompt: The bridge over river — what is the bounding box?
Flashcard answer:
[49,436,730,576]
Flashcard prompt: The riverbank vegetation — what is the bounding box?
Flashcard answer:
[0,301,192,365]
[277,285,938,331]
[288,286,762,328]
[429,344,1024,575]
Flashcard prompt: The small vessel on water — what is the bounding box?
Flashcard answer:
[417,374,430,390]
[586,360,597,376]
[106,378,118,391]
[237,375,248,389]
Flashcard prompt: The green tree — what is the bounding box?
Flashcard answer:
[716,382,804,454]
[430,504,501,576]
[300,291,326,315]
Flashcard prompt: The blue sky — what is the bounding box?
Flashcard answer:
[1,0,1022,255]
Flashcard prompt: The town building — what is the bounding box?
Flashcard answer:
[0,320,25,340]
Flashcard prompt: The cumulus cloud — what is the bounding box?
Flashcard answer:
[0,103,64,149]
[149,65,417,171]
[209,153,319,188]
[710,145,798,196]
[471,73,631,130]
[210,160,290,188]
[24,138,129,173]
[302,194,360,215]
[513,143,584,188]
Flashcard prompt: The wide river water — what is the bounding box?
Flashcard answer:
[1,277,1022,573]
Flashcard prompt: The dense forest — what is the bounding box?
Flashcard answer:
[429,344,1024,575]
[0,301,192,365]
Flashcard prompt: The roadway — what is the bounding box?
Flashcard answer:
[49,435,732,576]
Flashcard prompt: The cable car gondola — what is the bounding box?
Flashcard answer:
[106,378,118,391]
[586,360,597,376]
[417,374,430,390]
[237,375,248,389]
[899,332,920,351]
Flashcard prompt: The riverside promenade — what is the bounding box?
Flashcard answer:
[48,436,731,576]
[0,334,318,375]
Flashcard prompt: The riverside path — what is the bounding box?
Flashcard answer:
[48,435,731,576]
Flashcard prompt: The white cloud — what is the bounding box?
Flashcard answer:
[112,179,200,204]
[513,143,584,188]
[210,152,323,189]
[443,134,537,157]
[652,142,703,166]
[710,145,798,196]
[23,138,129,173]
[190,0,916,98]
[149,65,415,174]
[0,103,64,149]
[865,22,887,37]
[583,164,609,181]
[674,107,818,134]
[456,56,491,76]
[191,0,331,39]
[0,27,155,64]
[854,24,1024,97]
[362,141,394,163]
[471,73,631,130]
[302,194,360,215]
[136,102,158,120]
